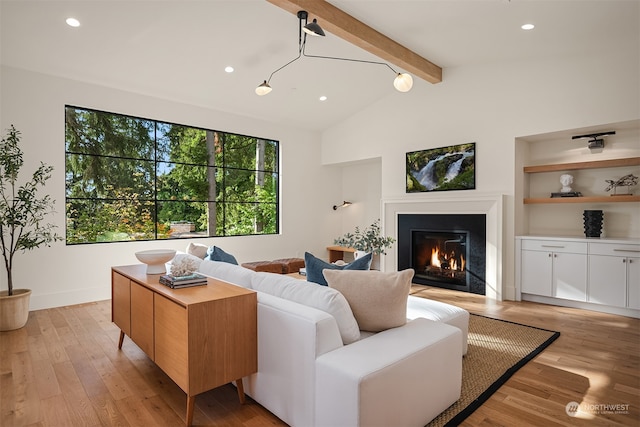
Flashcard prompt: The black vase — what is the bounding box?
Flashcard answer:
[583,210,604,238]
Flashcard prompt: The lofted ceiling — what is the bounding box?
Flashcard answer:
[1,0,638,132]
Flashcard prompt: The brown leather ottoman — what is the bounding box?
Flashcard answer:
[272,258,305,274]
[241,261,282,274]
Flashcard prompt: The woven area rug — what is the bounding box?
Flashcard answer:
[427,314,560,427]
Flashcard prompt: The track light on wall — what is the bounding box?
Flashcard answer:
[333,201,352,210]
[255,10,413,96]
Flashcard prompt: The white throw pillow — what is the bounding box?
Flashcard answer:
[171,252,204,269]
[186,242,209,259]
[324,269,414,332]
[251,272,361,345]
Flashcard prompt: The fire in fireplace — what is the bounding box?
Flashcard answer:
[413,231,467,287]
[398,214,486,295]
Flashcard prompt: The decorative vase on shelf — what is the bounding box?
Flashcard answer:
[583,210,604,238]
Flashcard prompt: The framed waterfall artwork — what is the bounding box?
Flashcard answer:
[406,143,476,193]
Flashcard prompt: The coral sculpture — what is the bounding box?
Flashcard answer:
[170,257,199,277]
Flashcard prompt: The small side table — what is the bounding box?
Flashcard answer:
[327,245,356,263]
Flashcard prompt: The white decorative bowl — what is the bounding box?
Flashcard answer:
[135,249,177,274]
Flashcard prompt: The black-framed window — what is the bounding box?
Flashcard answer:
[65,106,279,244]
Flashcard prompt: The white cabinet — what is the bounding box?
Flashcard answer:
[518,237,640,317]
[521,250,552,296]
[588,255,626,306]
[521,239,587,301]
[629,257,640,310]
[588,242,640,309]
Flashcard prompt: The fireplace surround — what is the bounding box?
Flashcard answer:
[397,214,486,294]
[381,195,504,300]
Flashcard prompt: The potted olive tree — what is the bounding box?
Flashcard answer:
[0,125,61,331]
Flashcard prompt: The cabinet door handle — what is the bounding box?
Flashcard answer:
[548,253,552,257]
[542,245,565,248]
[623,259,627,263]
[613,249,640,253]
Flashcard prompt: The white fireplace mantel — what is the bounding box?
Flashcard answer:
[381,194,505,300]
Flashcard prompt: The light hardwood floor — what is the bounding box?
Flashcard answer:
[1,286,638,427]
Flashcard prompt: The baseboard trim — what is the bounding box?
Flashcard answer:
[29,287,111,311]
[522,294,640,319]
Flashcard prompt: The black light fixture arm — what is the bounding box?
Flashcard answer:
[256,10,412,94]
[265,10,310,85]
[297,9,398,75]
[302,50,399,75]
[266,52,302,85]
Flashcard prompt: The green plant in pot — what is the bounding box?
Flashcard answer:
[334,219,396,257]
[0,125,61,331]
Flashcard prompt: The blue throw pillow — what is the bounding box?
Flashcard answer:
[205,246,238,265]
[304,251,372,286]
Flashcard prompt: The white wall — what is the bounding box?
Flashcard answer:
[321,50,640,300]
[325,158,383,262]
[0,66,341,309]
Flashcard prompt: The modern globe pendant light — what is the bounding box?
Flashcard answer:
[393,73,413,92]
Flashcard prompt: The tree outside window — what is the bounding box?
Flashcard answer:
[65,106,279,244]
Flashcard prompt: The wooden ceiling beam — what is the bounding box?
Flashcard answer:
[266,0,442,84]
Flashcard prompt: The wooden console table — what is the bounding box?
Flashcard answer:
[327,245,356,263]
[111,264,257,426]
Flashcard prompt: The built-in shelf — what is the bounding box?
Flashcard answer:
[523,157,640,204]
[524,195,640,204]
[524,157,640,174]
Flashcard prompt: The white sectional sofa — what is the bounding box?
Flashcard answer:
[172,253,469,427]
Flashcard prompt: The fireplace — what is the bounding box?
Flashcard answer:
[398,214,486,295]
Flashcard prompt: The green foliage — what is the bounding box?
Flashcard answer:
[66,188,157,243]
[333,219,395,255]
[437,160,475,190]
[406,144,475,192]
[406,172,426,192]
[64,107,279,243]
[406,143,475,172]
[1,126,62,295]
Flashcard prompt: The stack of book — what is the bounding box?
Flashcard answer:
[159,273,208,289]
[550,191,582,198]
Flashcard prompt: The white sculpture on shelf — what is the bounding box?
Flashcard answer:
[560,174,574,193]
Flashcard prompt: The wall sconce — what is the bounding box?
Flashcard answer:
[333,201,352,210]
[571,131,616,150]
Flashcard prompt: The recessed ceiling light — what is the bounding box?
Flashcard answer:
[225,66,234,73]
[66,17,80,27]
[319,96,327,101]
[521,23,535,30]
